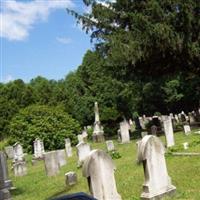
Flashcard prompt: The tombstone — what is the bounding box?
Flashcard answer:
[150,125,157,136]
[183,125,191,135]
[163,117,175,147]
[33,138,45,159]
[76,142,91,166]
[65,138,72,157]
[92,102,105,142]
[183,142,189,150]
[139,117,145,129]
[174,114,179,123]
[56,150,67,167]
[106,140,115,152]
[43,151,59,176]
[141,132,148,138]
[13,143,24,162]
[65,172,77,186]
[4,146,14,159]
[13,143,27,176]
[0,152,13,191]
[82,149,122,200]
[137,135,176,199]
[188,112,196,124]
[82,127,88,139]
[119,120,130,143]
[77,134,84,143]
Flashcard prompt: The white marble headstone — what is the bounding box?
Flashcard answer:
[83,149,121,200]
[163,118,175,147]
[183,125,191,135]
[65,138,72,157]
[56,149,67,167]
[33,138,45,159]
[76,142,91,166]
[137,135,176,199]
[119,120,130,143]
[106,140,115,152]
[13,143,24,162]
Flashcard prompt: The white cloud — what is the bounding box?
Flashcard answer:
[0,0,74,41]
[4,74,13,83]
[56,36,72,44]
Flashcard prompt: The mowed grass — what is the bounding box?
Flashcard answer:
[3,130,200,200]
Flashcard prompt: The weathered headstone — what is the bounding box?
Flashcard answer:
[106,140,115,152]
[13,143,27,176]
[137,135,176,199]
[188,112,196,124]
[119,120,130,143]
[0,152,13,192]
[65,172,77,186]
[183,125,191,135]
[33,138,45,159]
[76,142,91,166]
[65,138,72,157]
[43,151,59,176]
[4,146,14,159]
[77,134,84,143]
[83,149,121,200]
[56,149,67,167]
[92,102,105,142]
[82,127,88,139]
[163,117,175,147]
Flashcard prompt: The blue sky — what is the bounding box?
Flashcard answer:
[0,0,93,83]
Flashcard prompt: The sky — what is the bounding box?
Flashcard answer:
[0,0,93,83]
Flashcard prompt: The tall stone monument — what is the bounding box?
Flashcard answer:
[92,102,105,142]
[83,149,121,200]
[137,135,176,199]
[163,117,175,147]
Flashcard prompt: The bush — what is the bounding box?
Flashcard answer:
[8,105,81,152]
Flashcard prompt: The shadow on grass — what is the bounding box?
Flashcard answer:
[10,187,25,196]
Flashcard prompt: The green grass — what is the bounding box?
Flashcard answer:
[3,130,200,200]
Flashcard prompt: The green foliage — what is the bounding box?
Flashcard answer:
[109,150,121,160]
[8,105,81,152]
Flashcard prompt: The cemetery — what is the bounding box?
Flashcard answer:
[1,0,200,200]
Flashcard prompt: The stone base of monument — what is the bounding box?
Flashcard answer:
[13,161,27,176]
[141,185,176,200]
[0,188,11,200]
[92,134,105,142]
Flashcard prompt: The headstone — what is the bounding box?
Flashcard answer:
[65,172,77,186]
[83,149,122,200]
[137,135,176,199]
[183,125,191,135]
[92,102,105,142]
[0,152,13,191]
[119,120,130,143]
[163,117,175,147]
[4,146,14,159]
[82,127,88,139]
[188,112,196,124]
[65,138,72,157]
[106,140,115,152]
[13,143,27,176]
[76,142,91,166]
[174,114,179,123]
[56,150,67,167]
[43,151,59,176]
[77,134,84,143]
[183,142,189,150]
[33,138,45,159]
[139,117,145,129]
[150,125,157,136]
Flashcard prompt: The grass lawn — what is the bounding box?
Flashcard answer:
[2,130,200,200]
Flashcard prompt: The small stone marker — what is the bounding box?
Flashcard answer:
[183,142,189,150]
[4,146,14,159]
[119,120,130,143]
[76,142,91,166]
[65,138,72,157]
[183,125,191,135]
[65,172,77,186]
[137,135,176,199]
[57,149,67,167]
[43,151,59,176]
[82,149,122,200]
[163,117,175,147]
[106,140,115,152]
[13,143,27,176]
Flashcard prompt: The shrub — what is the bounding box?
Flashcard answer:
[8,105,81,152]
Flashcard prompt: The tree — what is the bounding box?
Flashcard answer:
[8,105,81,152]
